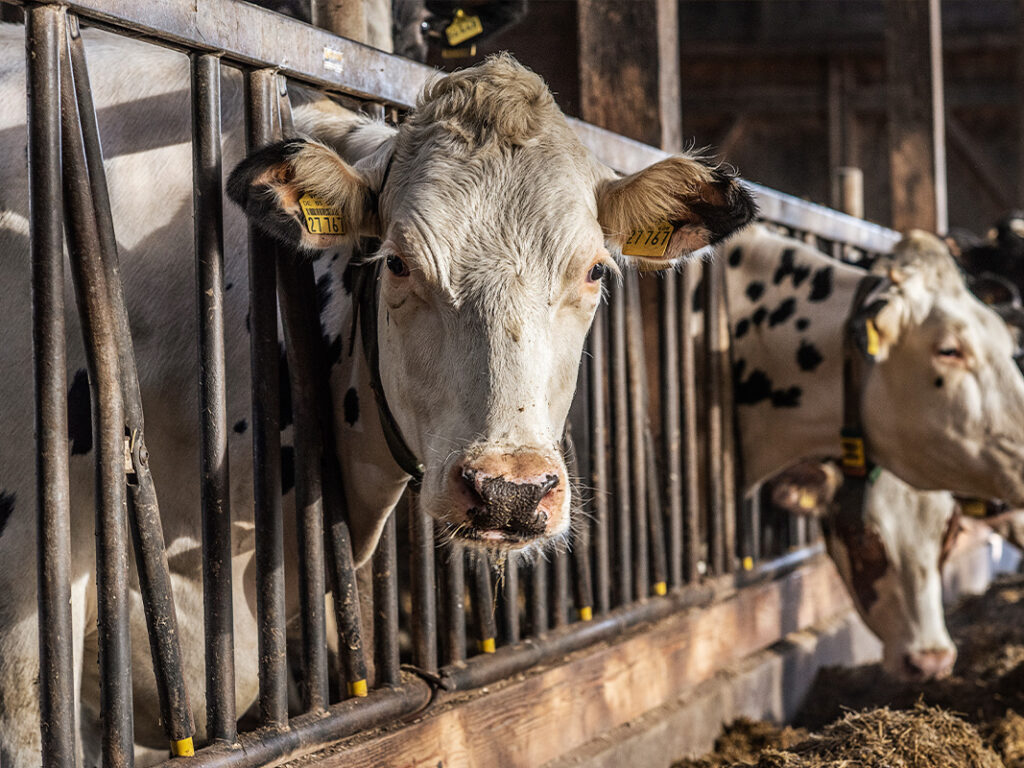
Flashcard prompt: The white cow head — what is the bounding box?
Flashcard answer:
[863,231,1024,505]
[229,55,756,554]
[771,461,958,681]
[825,470,959,681]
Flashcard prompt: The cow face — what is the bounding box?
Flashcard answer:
[824,470,958,682]
[862,232,1024,506]
[229,55,756,554]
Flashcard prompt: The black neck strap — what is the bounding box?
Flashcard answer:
[350,147,425,485]
[835,273,890,522]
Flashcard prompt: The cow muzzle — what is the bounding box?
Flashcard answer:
[444,450,568,547]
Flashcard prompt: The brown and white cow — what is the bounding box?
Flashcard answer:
[0,26,755,765]
[771,461,960,681]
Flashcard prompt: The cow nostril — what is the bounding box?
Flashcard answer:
[539,473,559,496]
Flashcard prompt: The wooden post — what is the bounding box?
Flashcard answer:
[311,0,392,51]
[578,0,681,151]
[834,167,864,219]
[884,0,947,233]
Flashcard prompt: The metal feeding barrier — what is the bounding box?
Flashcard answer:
[14,0,901,765]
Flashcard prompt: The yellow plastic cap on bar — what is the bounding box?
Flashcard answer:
[478,637,496,653]
[171,738,195,757]
[578,606,593,621]
[653,581,667,596]
[742,556,754,571]
[347,678,368,697]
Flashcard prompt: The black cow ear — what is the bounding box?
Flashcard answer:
[228,139,375,251]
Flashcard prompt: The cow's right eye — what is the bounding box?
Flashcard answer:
[588,263,608,282]
[386,254,410,277]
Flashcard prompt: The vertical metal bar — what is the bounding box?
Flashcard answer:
[471,554,496,653]
[244,68,287,727]
[498,559,519,645]
[703,261,726,576]
[372,513,400,686]
[66,14,195,753]
[609,285,632,603]
[409,492,438,673]
[552,548,569,628]
[679,266,701,583]
[644,428,669,595]
[588,307,610,614]
[529,558,548,636]
[27,7,77,765]
[659,275,683,588]
[59,23,133,765]
[564,429,594,621]
[717,268,737,575]
[191,51,237,744]
[624,273,648,598]
[443,543,467,664]
[277,255,330,712]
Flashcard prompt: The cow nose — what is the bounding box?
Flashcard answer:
[460,466,559,536]
[902,648,956,681]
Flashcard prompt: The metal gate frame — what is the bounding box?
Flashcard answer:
[15,1,900,765]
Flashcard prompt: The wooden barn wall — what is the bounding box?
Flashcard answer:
[430,0,1021,235]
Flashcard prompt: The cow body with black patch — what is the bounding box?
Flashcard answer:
[723,225,1024,503]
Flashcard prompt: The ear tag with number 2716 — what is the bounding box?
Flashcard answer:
[299,193,344,236]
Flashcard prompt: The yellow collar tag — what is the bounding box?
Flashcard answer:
[962,499,987,518]
[445,9,484,46]
[865,318,880,357]
[621,221,675,259]
[298,193,344,236]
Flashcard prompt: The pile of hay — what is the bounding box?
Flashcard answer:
[674,718,806,767]
[681,575,1024,768]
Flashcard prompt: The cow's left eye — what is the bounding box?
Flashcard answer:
[588,263,608,283]
[386,254,410,277]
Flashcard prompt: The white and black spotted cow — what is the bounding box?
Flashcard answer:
[0,25,756,766]
[724,226,1024,681]
[724,225,1024,503]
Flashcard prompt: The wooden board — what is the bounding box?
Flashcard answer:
[288,556,853,768]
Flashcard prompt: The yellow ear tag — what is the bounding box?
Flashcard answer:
[798,491,817,511]
[865,318,880,357]
[441,44,477,59]
[445,9,484,46]
[962,499,987,519]
[621,221,675,259]
[298,193,344,236]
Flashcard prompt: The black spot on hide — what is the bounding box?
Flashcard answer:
[233,419,248,434]
[728,247,743,268]
[796,318,810,331]
[935,377,944,388]
[773,248,797,285]
[752,307,768,326]
[344,387,360,426]
[733,360,802,408]
[68,369,92,456]
[735,318,750,339]
[326,335,343,366]
[316,272,333,316]
[0,491,14,538]
[225,282,234,291]
[279,343,293,430]
[745,281,765,302]
[281,445,295,496]
[809,266,834,302]
[768,298,796,327]
[796,341,824,371]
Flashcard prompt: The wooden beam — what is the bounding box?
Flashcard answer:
[577,0,680,151]
[884,0,947,232]
[296,556,854,768]
[946,113,1015,211]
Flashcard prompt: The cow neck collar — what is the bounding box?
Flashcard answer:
[834,272,890,523]
[351,150,425,486]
